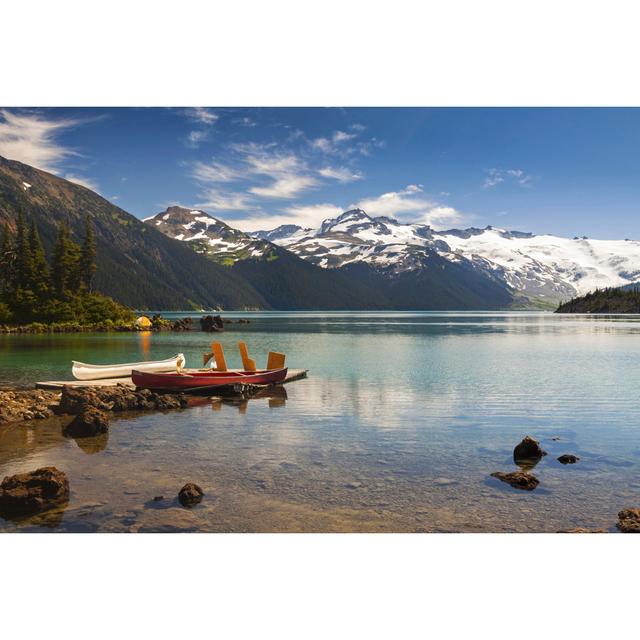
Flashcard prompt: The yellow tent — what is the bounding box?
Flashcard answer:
[135,315,153,330]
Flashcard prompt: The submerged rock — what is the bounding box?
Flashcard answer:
[73,432,109,454]
[557,454,580,464]
[0,390,58,424]
[0,467,69,517]
[557,527,607,533]
[64,407,110,438]
[490,471,540,491]
[513,436,547,462]
[178,483,204,507]
[617,508,640,533]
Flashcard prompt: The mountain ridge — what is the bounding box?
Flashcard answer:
[150,205,516,310]
[248,209,640,305]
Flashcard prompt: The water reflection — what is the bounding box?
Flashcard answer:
[69,432,109,454]
[2,312,640,532]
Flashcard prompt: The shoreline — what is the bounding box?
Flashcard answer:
[0,314,250,334]
[0,385,192,426]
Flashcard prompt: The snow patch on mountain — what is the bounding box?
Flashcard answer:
[144,206,272,264]
[253,209,640,303]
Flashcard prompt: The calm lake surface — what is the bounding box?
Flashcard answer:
[1,311,640,532]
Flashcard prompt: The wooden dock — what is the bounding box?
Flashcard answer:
[35,368,308,391]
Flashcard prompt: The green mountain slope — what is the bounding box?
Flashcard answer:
[0,156,268,310]
[146,206,391,309]
[339,256,514,310]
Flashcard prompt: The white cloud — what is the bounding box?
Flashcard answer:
[186,130,209,148]
[187,126,381,211]
[311,129,357,154]
[483,167,532,189]
[195,188,254,211]
[235,116,256,127]
[231,203,343,232]
[192,160,243,183]
[421,206,466,228]
[318,166,363,182]
[182,108,219,148]
[231,143,320,199]
[351,184,468,229]
[352,185,430,217]
[357,137,385,156]
[0,108,82,173]
[64,173,100,193]
[187,107,219,125]
[242,149,302,176]
[250,174,318,199]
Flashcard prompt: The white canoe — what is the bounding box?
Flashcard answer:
[71,353,186,381]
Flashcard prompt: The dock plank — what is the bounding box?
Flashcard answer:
[35,368,308,391]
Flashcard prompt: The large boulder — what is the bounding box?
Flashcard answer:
[513,436,547,462]
[63,407,110,438]
[617,508,640,533]
[490,471,539,491]
[200,315,224,332]
[178,482,204,507]
[0,467,69,517]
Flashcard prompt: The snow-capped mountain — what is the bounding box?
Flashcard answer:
[145,205,640,308]
[249,209,640,305]
[144,206,271,264]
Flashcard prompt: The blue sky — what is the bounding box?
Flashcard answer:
[1,107,640,237]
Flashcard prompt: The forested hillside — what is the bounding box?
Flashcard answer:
[555,286,640,313]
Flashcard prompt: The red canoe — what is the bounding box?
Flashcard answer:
[131,367,288,391]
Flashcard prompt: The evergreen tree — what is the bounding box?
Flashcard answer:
[50,221,80,298]
[80,217,97,291]
[28,219,49,297]
[14,213,35,292]
[0,224,15,297]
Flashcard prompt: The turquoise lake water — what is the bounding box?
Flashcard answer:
[1,311,640,532]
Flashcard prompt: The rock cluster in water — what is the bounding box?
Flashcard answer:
[0,385,190,427]
[0,390,58,424]
[617,508,640,533]
[178,483,204,507]
[200,314,225,332]
[59,385,188,414]
[0,467,69,517]
[170,317,193,331]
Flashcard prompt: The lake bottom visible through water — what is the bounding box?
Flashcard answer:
[1,311,639,532]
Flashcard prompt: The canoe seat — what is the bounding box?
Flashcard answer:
[267,351,286,370]
[238,341,257,372]
[211,342,228,371]
[203,342,227,371]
